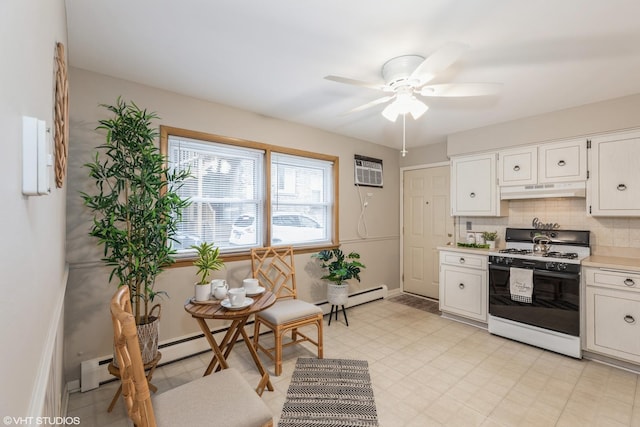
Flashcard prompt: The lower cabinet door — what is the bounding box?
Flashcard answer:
[586,286,640,364]
[440,266,486,322]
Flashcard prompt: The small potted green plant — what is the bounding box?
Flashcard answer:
[191,242,225,301]
[312,248,365,305]
[482,231,498,249]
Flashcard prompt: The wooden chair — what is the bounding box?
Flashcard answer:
[110,286,273,427]
[251,247,323,376]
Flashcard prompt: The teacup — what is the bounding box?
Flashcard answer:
[228,288,246,307]
[243,278,259,293]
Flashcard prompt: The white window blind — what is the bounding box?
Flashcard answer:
[168,136,264,253]
[270,153,333,246]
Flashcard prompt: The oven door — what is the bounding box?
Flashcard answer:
[488,264,580,336]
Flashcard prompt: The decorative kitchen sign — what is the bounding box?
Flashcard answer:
[532,217,560,230]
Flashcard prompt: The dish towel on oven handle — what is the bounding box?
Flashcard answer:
[510,267,533,304]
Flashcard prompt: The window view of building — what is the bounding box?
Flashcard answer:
[165,129,336,254]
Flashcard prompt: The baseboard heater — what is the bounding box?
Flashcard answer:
[78,285,388,391]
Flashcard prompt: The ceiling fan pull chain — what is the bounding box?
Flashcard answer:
[401,114,408,157]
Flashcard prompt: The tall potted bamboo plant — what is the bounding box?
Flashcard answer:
[82,98,190,363]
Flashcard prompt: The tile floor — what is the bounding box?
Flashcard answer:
[67,295,640,426]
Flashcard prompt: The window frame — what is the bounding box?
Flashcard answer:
[160,125,339,264]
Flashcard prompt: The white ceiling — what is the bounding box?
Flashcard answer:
[65,0,640,152]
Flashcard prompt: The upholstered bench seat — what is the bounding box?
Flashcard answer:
[153,368,272,427]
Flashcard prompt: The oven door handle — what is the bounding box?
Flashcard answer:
[489,264,579,280]
[533,270,579,280]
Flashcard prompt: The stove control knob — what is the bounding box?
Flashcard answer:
[505,258,513,265]
[558,263,568,271]
[546,262,556,270]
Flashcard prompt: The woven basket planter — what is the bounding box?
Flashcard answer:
[114,311,160,367]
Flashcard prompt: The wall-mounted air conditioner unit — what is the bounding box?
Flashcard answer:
[354,154,383,188]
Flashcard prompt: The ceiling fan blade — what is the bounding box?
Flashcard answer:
[410,42,469,85]
[345,95,395,114]
[419,83,502,97]
[324,75,388,91]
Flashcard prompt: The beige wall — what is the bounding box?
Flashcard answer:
[0,0,68,416]
[448,93,640,156]
[64,68,401,381]
[399,141,449,167]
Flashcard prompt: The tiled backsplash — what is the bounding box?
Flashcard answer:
[457,198,640,258]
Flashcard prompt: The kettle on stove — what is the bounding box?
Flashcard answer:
[532,234,551,255]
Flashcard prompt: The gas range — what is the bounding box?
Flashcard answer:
[488,227,591,358]
[488,228,591,267]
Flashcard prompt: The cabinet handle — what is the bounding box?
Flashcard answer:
[459,283,465,289]
[624,315,636,324]
[513,165,520,171]
[557,160,566,166]
[617,184,627,191]
[624,278,635,287]
[459,258,465,264]
[469,192,476,198]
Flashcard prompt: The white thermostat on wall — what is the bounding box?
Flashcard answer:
[354,154,383,188]
[22,115,51,196]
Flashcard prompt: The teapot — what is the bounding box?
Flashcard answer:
[532,235,551,255]
[211,279,228,300]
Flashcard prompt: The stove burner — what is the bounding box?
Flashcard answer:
[543,252,579,259]
[498,248,533,255]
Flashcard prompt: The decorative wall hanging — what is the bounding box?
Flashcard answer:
[54,42,69,188]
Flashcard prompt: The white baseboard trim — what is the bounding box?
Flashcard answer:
[29,265,68,417]
[74,285,389,392]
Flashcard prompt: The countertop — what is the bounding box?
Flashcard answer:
[582,255,640,273]
[437,245,496,256]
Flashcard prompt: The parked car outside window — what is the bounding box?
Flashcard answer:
[229,212,325,245]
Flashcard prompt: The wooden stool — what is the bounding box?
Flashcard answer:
[328,305,348,326]
[107,351,162,412]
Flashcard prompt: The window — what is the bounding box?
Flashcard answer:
[270,153,333,246]
[161,127,337,256]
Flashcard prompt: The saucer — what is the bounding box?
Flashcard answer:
[221,297,254,310]
[245,286,265,296]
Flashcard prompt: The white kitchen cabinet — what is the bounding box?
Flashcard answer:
[498,146,537,185]
[439,250,487,322]
[585,267,640,364]
[498,139,586,186]
[451,153,507,216]
[588,130,640,216]
[538,138,587,183]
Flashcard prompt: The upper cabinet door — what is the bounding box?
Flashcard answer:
[539,139,587,183]
[498,146,537,185]
[451,153,507,216]
[589,130,640,216]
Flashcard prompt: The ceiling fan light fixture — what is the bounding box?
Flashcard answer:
[381,102,401,122]
[409,100,428,119]
[381,94,428,122]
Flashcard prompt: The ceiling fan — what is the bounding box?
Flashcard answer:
[325,42,501,122]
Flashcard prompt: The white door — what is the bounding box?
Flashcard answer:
[403,166,454,299]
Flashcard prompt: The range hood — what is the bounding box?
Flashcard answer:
[500,182,586,200]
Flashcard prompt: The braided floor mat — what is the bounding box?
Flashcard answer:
[279,358,379,427]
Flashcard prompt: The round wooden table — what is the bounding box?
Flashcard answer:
[184,290,276,395]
